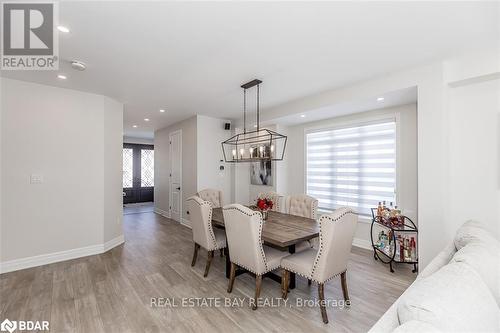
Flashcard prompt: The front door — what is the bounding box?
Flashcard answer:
[169,130,182,222]
[123,143,154,204]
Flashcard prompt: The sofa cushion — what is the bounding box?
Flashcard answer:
[398,262,500,332]
[451,242,500,306]
[392,320,441,333]
[454,220,500,252]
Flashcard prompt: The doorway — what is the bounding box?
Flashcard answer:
[123,143,154,204]
[169,130,182,222]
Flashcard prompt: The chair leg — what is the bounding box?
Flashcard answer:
[227,262,236,293]
[281,270,290,299]
[220,248,224,257]
[252,275,263,310]
[204,250,214,277]
[191,243,200,267]
[318,283,328,324]
[340,271,350,304]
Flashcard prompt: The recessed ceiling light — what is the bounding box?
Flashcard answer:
[377,97,385,102]
[57,74,67,80]
[57,25,70,33]
[300,114,306,118]
[132,125,138,128]
[144,118,150,122]
[159,109,165,113]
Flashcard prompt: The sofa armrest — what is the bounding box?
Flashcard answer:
[369,242,457,332]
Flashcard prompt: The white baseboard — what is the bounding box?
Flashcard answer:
[180,218,191,229]
[154,207,171,218]
[352,237,372,250]
[103,235,125,252]
[0,235,125,274]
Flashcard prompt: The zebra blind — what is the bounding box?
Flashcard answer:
[306,120,396,217]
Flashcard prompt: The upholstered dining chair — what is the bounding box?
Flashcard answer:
[223,204,289,310]
[196,188,223,208]
[285,194,319,253]
[187,196,227,277]
[285,194,319,220]
[280,207,358,324]
[258,192,284,212]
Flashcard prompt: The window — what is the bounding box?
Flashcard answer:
[141,149,154,187]
[122,148,133,188]
[306,120,396,217]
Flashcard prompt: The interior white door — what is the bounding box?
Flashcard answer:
[169,130,182,223]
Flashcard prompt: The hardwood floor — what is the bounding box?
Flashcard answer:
[0,211,416,332]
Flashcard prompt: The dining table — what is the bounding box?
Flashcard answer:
[211,207,319,289]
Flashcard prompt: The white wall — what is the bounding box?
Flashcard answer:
[104,98,125,243]
[154,116,197,224]
[0,78,124,272]
[196,115,233,204]
[446,74,499,240]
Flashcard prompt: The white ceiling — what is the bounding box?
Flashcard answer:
[1,2,498,139]
[270,86,417,126]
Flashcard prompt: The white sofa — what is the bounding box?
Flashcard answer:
[370,221,500,332]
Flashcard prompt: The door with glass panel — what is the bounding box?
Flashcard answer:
[123,143,154,204]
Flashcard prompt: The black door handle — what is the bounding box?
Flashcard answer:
[176,187,181,190]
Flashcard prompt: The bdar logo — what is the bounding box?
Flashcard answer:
[0,319,17,333]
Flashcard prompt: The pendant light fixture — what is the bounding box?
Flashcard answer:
[222,79,287,162]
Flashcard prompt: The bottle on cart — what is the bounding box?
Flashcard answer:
[404,237,411,261]
[410,237,417,261]
[377,202,383,217]
[395,235,401,258]
[399,236,404,261]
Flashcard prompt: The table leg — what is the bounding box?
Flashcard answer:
[288,245,296,289]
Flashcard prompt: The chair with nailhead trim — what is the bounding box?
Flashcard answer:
[285,194,319,254]
[187,196,227,277]
[197,188,224,208]
[257,192,284,212]
[223,204,289,310]
[280,207,358,324]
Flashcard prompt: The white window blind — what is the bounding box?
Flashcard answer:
[306,120,396,217]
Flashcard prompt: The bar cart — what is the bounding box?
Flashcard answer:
[370,208,418,273]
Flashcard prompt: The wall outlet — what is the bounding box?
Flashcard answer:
[30,174,44,184]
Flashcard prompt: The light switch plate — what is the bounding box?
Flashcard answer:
[30,174,44,184]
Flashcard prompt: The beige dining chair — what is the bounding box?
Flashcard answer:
[223,204,289,310]
[187,196,227,277]
[196,188,223,208]
[285,194,319,254]
[280,207,358,324]
[285,194,319,220]
[257,192,284,212]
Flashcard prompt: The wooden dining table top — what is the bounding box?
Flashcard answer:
[211,207,319,248]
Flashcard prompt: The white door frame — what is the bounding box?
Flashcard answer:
[169,129,182,223]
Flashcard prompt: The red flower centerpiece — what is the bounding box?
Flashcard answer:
[256,198,273,220]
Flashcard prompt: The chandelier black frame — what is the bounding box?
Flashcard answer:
[221,79,287,163]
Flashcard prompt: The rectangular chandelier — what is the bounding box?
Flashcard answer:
[221,128,287,162]
[221,79,288,162]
